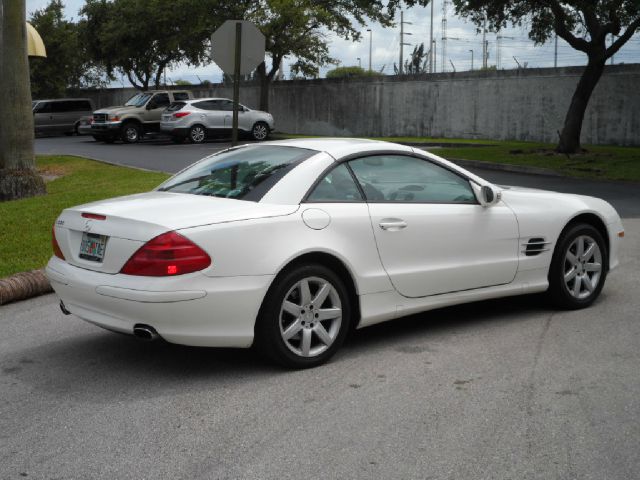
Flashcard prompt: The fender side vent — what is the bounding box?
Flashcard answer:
[523,237,550,256]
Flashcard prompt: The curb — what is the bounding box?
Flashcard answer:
[0,269,52,306]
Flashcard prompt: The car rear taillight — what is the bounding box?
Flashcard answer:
[81,212,106,220]
[173,112,190,119]
[120,231,211,276]
[52,225,65,260]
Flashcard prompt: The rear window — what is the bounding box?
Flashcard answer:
[173,92,190,101]
[157,145,315,202]
[166,102,185,112]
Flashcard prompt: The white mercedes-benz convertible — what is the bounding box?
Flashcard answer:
[47,139,624,368]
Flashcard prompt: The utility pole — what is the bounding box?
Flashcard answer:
[429,0,434,73]
[482,13,487,69]
[399,10,412,74]
[432,39,437,73]
[357,57,361,68]
[367,28,372,72]
[469,49,474,71]
[554,32,558,68]
[441,0,448,73]
[496,34,514,69]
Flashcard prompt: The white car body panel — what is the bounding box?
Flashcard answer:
[367,203,520,297]
[46,138,624,348]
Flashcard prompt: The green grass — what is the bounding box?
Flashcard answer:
[273,134,640,182]
[0,156,169,278]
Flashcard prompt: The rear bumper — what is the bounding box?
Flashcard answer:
[160,124,188,136]
[45,256,273,348]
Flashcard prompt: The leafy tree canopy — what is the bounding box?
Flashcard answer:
[453,0,640,153]
[29,0,105,98]
[326,65,382,78]
[80,0,219,90]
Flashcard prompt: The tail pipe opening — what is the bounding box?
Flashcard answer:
[60,301,71,315]
[133,324,159,341]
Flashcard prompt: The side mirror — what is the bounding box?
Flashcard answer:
[472,182,501,207]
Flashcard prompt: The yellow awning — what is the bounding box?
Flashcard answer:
[26,22,46,57]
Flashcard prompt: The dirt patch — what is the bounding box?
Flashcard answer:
[38,164,71,182]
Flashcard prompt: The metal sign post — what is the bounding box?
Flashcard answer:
[231,23,242,146]
[210,20,266,146]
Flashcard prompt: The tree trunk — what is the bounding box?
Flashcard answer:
[0,0,46,201]
[557,57,606,153]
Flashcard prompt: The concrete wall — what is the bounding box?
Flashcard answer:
[78,64,640,145]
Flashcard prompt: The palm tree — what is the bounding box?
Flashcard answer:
[0,0,46,201]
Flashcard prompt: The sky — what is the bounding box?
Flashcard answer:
[26,0,640,86]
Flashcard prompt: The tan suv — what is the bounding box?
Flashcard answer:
[91,90,193,143]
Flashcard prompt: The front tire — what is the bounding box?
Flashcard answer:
[548,223,608,309]
[256,264,351,369]
[121,122,142,143]
[251,121,269,141]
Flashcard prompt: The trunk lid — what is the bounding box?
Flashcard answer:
[55,192,298,274]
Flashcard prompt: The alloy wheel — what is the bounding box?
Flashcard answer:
[279,276,342,358]
[252,123,268,141]
[563,234,603,300]
[190,126,206,143]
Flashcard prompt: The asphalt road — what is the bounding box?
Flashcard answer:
[1,220,638,479]
[2,135,636,478]
[35,136,640,218]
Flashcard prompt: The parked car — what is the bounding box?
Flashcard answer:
[32,98,94,136]
[77,115,93,136]
[47,139,623,369]
[160,97,274,143]
[91,90,193,143]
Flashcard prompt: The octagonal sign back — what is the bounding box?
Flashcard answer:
[211,20,266,75]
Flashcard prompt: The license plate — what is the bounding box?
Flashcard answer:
[79,232,107,262]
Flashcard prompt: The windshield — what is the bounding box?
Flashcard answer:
[125,93,152,107]
[157,145,315,201]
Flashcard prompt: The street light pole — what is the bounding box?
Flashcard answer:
[429,0,434,73]
[469,49,474,71]
[357,57,361,68]
[367,29,372,72]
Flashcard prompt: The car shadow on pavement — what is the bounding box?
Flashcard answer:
[5,293,561,401]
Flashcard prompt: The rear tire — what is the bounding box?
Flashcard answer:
[121,122,142,143]
[548,223,608,309]
[256,264,351,369]
[188,124,207,144]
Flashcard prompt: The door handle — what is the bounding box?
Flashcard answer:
[379,219,407,231]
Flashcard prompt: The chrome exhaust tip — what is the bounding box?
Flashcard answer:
[133,324,159,341]
[59,301,71,315]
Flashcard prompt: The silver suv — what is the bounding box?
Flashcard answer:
[160,98,274,143]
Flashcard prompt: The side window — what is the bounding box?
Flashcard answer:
[34,102,52,113]
[194,100,216,111]
[51,101,69,113]
[79,100,92,111]
[152,94,170,108]
[307,163,363,202]
[219,100,235,111]
[349,155,476,204]
[173,92,189,101]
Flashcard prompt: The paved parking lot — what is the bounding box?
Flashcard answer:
[1,135,637,478]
